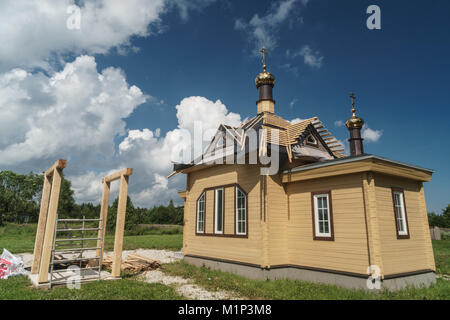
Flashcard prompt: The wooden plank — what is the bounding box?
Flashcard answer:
[320,132,331,138]
[44,159,66,177]
[112,175,130,278]
[96,181,111,260]
[31,175,52,274]
[38,168,63,283]
[103,168,133,183]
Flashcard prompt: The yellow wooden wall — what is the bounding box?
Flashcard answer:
[373,173,436,275]
[266,174,289,267]
[183,164,263,265]
[285,173,370,275]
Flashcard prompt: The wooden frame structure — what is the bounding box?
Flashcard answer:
[31,159,66,282]
[96,168,133,278]
[31,161,133,285]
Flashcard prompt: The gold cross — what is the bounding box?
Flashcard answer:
[261,47,267,72]
[349,92,356,115]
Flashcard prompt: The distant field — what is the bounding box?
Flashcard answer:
[0,223,183,253]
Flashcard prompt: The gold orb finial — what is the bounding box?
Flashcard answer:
[346,92,364,129]
[255,47,275,87]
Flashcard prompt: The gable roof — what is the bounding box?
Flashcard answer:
[169,112,345,177]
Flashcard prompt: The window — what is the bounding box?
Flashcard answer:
[196,192,205,233]
[392,189,409,239]
[306,134,318,147]
[312,192,334,240]
[236,187,247,235]
[214,188,224,234]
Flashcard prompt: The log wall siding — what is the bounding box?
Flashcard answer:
[373,173,435,275]
[182,164,434,277]
[184,164,263,266]
[286,173,370,275]
[266,174,289,266]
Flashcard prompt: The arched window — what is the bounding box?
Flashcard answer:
[235,187,247,235]
[196,192,205,233]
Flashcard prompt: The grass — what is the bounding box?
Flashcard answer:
[161,261,450,300]
[433,240,450,275]
[0,223,183,254]
[0,276,182,300]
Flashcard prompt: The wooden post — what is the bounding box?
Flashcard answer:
[111,175,129,278]
[96,181,111,260]
[38,168,63,283]
[31,175,52,274]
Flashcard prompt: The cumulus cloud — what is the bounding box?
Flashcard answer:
[290,118,305,124]
[115,96,242,207]
[362,125,383,143]
[334,120,344,127]
[235,0,308,53]
[0,0,216,72]
[287,45,324,68]
[0,55,147,166]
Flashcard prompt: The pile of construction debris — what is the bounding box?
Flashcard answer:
[102,254,161,273]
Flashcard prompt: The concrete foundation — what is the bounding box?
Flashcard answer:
[184,255,436,291]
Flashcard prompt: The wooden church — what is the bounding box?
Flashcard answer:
[170,49,436,290]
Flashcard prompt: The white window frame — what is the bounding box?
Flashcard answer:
[196,192,205,234]
[313,193,332,238]
[393,190,408,236]
[214,188,224,234]
[235,187,247,236]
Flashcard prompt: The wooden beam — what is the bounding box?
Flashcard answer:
[103,168,133,183]
[314,125,324,130]
[317,129,327,134]
[96,181,111,261]
[323,137,335,141]
[111,175,129,278]
[320,132,331,138]
[31,175,52,275]
[38,168,63,283]
[44,159,66,177]
[331,149,345,152]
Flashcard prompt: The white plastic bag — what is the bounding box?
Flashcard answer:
[0,248,28,279]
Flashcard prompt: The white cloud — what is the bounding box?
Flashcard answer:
[334,120,344,127]
[235,0,308,53]
[114,96,242,207]
[290,118,305,124]
[0,0,216,72]
[290,98,298,109]
[0,55,147,166]
[362,125,383,143]
[287,45,324,68]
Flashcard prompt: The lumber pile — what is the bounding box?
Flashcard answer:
[102,254,160,273]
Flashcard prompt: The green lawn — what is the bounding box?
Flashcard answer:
[0,223,449,300]
[0,276,182,300]
[433,240,450,275]
[161,261,450,300]
[0,223,183,253]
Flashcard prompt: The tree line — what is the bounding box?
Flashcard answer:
[0,170,183,229]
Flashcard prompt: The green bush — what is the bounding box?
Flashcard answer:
[441,231,450,241]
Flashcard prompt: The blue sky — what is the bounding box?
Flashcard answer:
[0,0,448,212]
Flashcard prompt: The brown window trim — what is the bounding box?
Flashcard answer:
[195,192,206,234]
[194,183,248,239]
[311,190,334,241]
[391,187,410,239]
